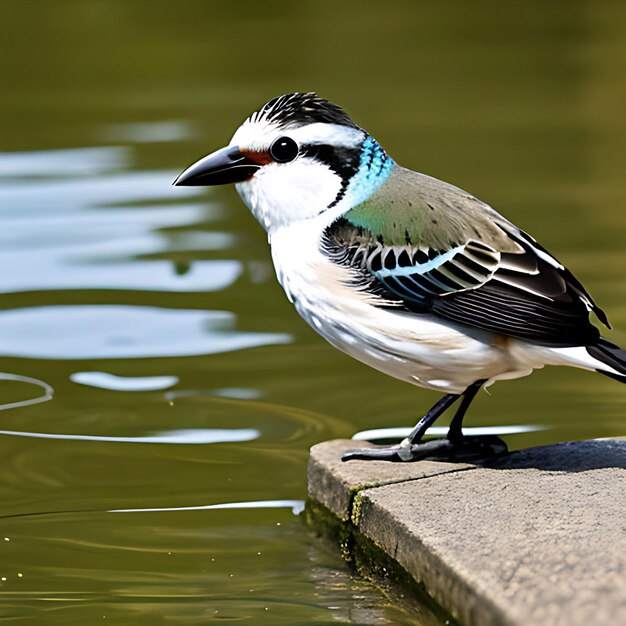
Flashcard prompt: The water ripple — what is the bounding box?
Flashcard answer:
[352,425,549,441]
[0,146,131,178]
[0,428,259,445]
[0,305,291,360]
[109,499,305,515]
[100,120,198,144]
[0,372,54,411]
[70,371,179,391]
[0,169,200,212]
[0,259,242,294]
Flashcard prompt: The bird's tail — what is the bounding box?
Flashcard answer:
[586,338,626,383]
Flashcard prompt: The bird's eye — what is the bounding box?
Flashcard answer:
[269,136,299,163]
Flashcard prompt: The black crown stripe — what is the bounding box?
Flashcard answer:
[249,92,360,130]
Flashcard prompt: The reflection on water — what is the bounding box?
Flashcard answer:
[1,1,625,624]
[0,427,260,445]
[165,387,263,400]
[110,499,305,514]
[0,306,290,359]
[0,149,241,294]
[353,425,549,441]
[100,120,199,144]
[0,146,132,178]
[70,371,179,391]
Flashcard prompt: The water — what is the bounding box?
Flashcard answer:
[1,1,625,623]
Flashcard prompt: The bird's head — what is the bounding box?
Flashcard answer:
[174,92,394,232]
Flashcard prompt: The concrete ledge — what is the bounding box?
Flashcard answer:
[307,439,626,626]
[308,439,475,521]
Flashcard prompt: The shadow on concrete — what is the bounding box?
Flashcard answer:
[480,439,626,472]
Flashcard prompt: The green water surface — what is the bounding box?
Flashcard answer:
[0,1,625,624]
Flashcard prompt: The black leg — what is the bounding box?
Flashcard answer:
[342,390,460,462]
[342,379,507,462]
[446,379,485,442]
[402,392,460,445]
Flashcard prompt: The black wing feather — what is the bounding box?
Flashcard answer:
[323,219,606,348]
[432,282,600,345]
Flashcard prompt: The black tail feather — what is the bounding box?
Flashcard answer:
[587,338,626,383]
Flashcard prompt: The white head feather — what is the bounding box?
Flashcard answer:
[230,108,366,233]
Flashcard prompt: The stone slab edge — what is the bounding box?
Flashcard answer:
[308,439,476,521]
[355,488,511,626]
[307,438,626,626]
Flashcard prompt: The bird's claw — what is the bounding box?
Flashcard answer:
[341,435,508,463]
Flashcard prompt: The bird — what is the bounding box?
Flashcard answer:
[174,92,626,462]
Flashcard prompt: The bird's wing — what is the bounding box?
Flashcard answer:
[322,169,608,347]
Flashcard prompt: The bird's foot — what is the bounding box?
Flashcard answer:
[341,435,508,463]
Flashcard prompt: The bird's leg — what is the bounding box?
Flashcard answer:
[396,392,460,454]
[342,380,507,462]
[341,392,460,462]
[446,379,484,443]
[439,380,508,460]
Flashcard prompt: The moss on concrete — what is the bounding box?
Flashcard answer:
[304,498,457,625]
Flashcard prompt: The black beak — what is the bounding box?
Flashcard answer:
[173,145,261,186]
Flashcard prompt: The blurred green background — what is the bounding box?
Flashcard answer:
[0,1,624,624]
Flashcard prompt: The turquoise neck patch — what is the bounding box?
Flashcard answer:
[345,136,394,207]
